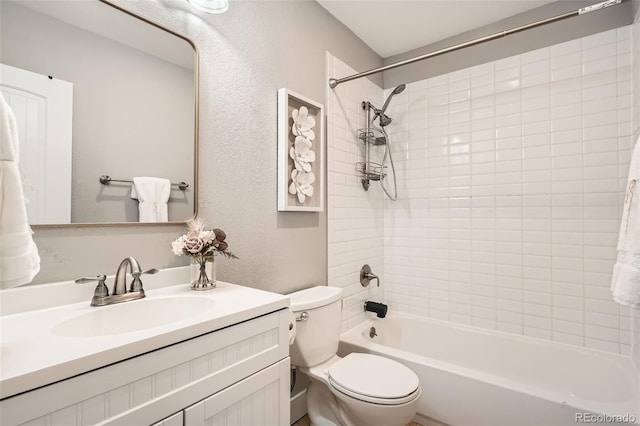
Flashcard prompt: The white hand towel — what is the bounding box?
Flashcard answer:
[611,135,640,308]
[0,93,40,289]
[130,177,171,222]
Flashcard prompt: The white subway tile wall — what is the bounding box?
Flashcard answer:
[381,27,634,354]
[631,5,640,371]
[328,26,638,355]
[326,53,385,332]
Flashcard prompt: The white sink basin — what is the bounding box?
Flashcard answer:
[52,296,215,337]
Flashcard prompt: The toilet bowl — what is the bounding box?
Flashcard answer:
[288,286,420,426]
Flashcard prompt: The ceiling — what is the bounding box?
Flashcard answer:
[316,0,558,58]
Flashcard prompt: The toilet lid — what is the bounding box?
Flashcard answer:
[328,353,419,402]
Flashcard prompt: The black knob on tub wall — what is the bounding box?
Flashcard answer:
[364,301,388,318]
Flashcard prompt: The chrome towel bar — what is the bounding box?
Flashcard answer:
[99,175,189,191]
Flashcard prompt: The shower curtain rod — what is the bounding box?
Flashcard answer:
[328,0,622,89]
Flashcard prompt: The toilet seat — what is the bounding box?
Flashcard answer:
[327,353,420,405]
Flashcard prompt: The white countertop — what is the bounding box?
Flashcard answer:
[0,275,289,400]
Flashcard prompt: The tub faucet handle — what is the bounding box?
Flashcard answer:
[360,264,379,287]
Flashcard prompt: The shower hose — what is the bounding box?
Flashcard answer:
[372,120,398,201]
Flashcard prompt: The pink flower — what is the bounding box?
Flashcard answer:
[184,235,204,254]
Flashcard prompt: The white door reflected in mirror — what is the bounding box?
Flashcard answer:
[0,64,73,224]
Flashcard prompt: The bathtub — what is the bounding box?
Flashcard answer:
[339,313,640,426]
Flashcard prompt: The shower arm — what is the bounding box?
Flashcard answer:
[328,0,622,89]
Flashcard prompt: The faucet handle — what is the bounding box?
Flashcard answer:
[129,268,159,292]
[75,275,109,305]
[360,264,380,287]
[75,274,107,284]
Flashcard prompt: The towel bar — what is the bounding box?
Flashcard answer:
[99,175,189,191]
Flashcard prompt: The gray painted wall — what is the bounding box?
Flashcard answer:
[383,0,633,88]
[1,2,195,224]
[23,0,382,293]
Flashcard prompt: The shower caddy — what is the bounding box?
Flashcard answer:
[357,101,387,191]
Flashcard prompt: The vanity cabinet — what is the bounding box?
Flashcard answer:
[184,359,289,426]
[1,309,290,426]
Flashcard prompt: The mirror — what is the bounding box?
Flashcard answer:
[0,0,197,226]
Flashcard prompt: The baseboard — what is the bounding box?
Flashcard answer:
[290,388,307,425]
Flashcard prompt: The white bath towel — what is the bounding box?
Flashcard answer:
[0,92,40,289]
[611,135,640,308]
[130,177,171,222]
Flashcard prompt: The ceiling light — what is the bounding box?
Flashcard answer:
[186,0,228,14]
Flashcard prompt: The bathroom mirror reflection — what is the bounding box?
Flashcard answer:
[0,0,197,226]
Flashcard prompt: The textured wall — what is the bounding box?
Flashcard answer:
[24,0,382,290]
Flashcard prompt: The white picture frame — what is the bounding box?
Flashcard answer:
[277,88,324,212]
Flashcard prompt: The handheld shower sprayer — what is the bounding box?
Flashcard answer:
[374,84,405,127]
[359,82,405,201]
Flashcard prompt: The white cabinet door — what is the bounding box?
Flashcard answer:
[185,359,290,426]
[0,63,73,224]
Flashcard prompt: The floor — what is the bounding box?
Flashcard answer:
[292,415,423,426]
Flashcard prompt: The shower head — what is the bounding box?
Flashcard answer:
[392,83,406,94]
[374,84,405,127]
[380,84,405,116]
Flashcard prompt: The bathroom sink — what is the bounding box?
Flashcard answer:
[52,296,215,337]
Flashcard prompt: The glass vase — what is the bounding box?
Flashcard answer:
[190,255,216,290]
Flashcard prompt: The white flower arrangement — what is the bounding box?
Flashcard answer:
[172,220,237,289]
[289,106,316,203]
[171,219,237,260]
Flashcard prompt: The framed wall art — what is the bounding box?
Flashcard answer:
[277,88,324,212]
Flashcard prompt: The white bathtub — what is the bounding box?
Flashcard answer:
[339,313,640,426]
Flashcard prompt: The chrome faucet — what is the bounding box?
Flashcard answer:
[76,257,158,306]
[114,256,142,295]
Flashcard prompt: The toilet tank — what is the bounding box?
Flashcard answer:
[288,286,343,368]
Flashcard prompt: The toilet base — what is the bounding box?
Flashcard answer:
[306,379,348,426]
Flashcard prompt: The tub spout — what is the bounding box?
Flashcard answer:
[364,301,388,318]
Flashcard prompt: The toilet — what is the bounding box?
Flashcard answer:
[289,286,421,426]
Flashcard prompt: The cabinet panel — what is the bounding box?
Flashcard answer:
[152,411,183,426]
[185,358,290,426]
